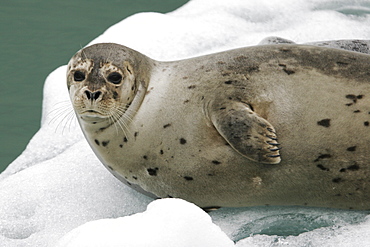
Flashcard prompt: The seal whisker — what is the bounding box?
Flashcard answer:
[46,101,73,118]
[108,114,120,135]
[109,108,131,136]
[47,101,76,134]
[122,105,137,123]
[61,110,77,134]
[52,107,76,134]
[114,104,136,126]
[118,114,132,137]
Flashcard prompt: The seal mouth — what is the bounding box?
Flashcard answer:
[80,110,108,122]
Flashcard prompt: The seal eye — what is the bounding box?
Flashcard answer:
[108,72,122,84]
[74,71,85,82]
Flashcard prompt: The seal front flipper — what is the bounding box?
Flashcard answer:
[208,101,281,164]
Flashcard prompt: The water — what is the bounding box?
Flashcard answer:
[0,0,189,172]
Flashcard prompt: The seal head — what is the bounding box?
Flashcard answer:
[67,43,151,129]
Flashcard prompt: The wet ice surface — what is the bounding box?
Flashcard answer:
[2,0,370,246]
[211,206,370,245]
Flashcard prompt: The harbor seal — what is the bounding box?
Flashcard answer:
[67,42,370,210]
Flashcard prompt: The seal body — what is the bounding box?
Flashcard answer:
[67,43,370,209]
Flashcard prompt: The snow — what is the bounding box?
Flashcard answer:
[2,0,370,246]
[55,199,234,247]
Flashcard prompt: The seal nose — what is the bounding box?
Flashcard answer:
[85,90,102,101]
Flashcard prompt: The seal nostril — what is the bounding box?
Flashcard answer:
[85,90,92,100]
[93,91,101,100]
[84,90,101,100]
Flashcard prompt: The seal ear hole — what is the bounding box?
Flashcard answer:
[74,71,85,82]
[107,72,123,84]
[126,65,132,74]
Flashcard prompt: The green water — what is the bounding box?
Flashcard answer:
[0,0,189,172]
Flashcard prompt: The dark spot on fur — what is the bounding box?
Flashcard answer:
[246,66,259,73]
[346,103,353,106]
[168,195,173,198]
[107,166,113,170]
[364,121,369,126]
[102,141,110,147]
[132,176,137,180]
[346,94,359,104]
[127,182,132,186]
[184,100,190,103]
[92,122,97,124]
[346,94,356,99]
[314,154,332,162]
[353,110,361,113]
[119,144,123,148]
[143,155,148,160]
[123,137,128,142]
[183,76,188,79]
[160,150,164,155]
[357,95,363,99]
[184,176,193,181]
[94,139,100,146]
[347,164,360,171]
[332,177,343,183]
[219,107,226,110]
[188,85,196,89]
[340,168,347,172]
[347,146,357,152]
[280,48,291,52]
[335,193,341,197]
[336,61,349,66]
[317,164,330,171]
[147,168,158,176]
[212,160,221,165]
[163,123,171,128]
[235,55,248,62]
[180,138,187,144]
[283,68,295,75]
[134,132,139,137]
[113,91,118,99]
[317,119,331,127]
[224,80,236,84]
